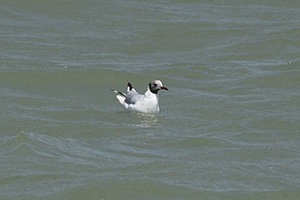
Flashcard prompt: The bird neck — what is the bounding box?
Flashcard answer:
[145,87,158,97]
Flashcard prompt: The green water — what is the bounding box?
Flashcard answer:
[1,0,300,199]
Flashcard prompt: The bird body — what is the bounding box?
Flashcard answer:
[111,80,168,113]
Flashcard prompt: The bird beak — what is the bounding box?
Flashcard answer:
[161,86,168,90]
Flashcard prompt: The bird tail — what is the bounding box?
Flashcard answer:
[111,89,126,105]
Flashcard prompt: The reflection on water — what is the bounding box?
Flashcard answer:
[134,112,160,128]
[115,110,161,128]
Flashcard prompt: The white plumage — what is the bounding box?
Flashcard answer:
[111,80,168,113]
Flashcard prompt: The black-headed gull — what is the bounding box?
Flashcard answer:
[111,80,168,113]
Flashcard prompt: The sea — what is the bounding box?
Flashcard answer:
[1,0,300,199]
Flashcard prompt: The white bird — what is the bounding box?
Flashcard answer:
[111,80,168,113]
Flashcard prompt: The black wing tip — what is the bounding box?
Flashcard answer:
[127,82,133,91]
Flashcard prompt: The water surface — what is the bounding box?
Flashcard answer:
[1,0,300,199]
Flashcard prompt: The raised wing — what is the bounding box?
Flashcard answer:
[124,89,141,105]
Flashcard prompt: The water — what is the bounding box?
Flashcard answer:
[1,0,300,199]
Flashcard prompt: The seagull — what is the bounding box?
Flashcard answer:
[111,80,168,113]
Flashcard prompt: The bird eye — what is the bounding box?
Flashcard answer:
[154,83,157,87]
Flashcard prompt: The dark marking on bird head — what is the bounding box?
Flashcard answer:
[149,80,168,94]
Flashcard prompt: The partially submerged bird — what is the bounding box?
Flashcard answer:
[111,80,168,113]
